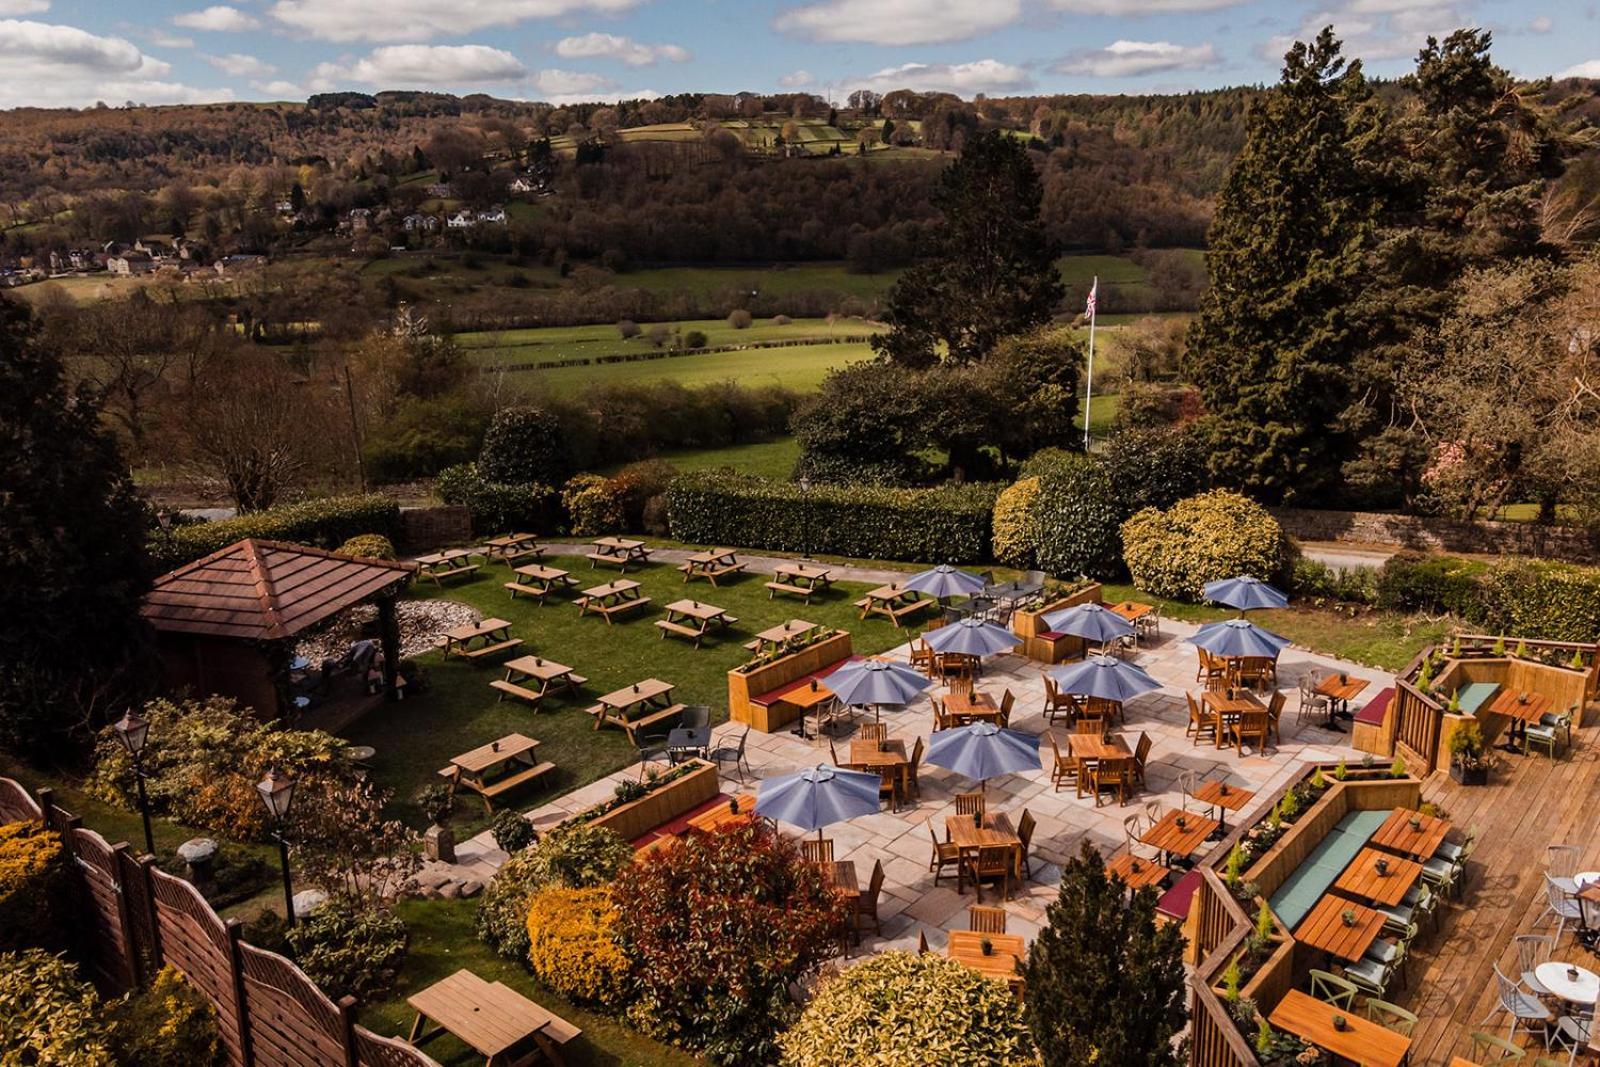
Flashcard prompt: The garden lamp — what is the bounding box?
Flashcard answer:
[256,767,297,925]
[113,710,155,856]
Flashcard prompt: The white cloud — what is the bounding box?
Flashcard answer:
[849,58,1033,96]
[778,69,813,87]
[1261,2,1466,62]
[776,0,1019,45]
[205,52,277,77]
[173,5,262,31]
[531,68,615,95]
[1056,39,1218,77]
[269,0,643,43]
[311,44,528,87]
[0,19,229,107]
[0,1,50,15]
[1051,0,1244,12]
[554,32,688,66]
[253,79,307,97]
[1528,15,1552,32]
[145,30,196,48]
[1558,59,1600,77]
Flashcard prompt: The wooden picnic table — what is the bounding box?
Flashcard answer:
[767,562,833,603]
[657,598,735,649]
[945,689,1001,725]
[576,579,651,624]
[1106,851,1170,890]
[1371,808,1452,861]
[416,547,480,585]
[947,930,1026,984]
[1141,809,1219,863]
[407,968,580,1067]
[439,618,521,663]
[679,548,746,586]
[858,584,931,628]
[589,678,683,742]
[1334,847,1423,908]
[1191,779,1255,834]
[494,656,586,708]
[504,563,578,604]
[820,859,859,900]
[1295,895,1386,962]
[439,734,553,814]
[480,532,543,565]
[587,536,651,572]
[1269,988,1410,1067]
[744,618,818,653]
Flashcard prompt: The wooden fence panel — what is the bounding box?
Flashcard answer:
[0,778,43,822]
[238,943,353,1067]
[65,828,138,992]
[353,1029,444,1067]
[148,867,247,1067]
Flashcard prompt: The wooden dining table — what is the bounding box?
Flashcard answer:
[945,689,1001,724]
[1105,851,1170,890]
[820,859,859,901]
[1191,779,1255,835]
[946,810,1021,871]
[947,930,1026,985]
[1268,988,1410,1067]
[1371,808,1452,861]
[1140,808,1219,865]
[1488,688,1556,751]
[847,738,908,771]
[1334,847,1423,908]
[1201,689,1264,748]
[1314,673,1370,730]
[1294,896,1387,962]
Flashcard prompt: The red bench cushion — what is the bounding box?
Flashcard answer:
[1156,869,1202,921]
[750,655,862,707]
[1037,631,1067,641]
[630,792,738,850]
[1354,686,1394,727]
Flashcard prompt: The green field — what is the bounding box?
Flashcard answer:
[618,262,898,302]
[604,436,802,480]
[506,340,877,395]
[460,315,881,367]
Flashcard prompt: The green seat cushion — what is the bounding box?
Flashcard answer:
[1455,682,1499,715]
[1333,809,1389,840]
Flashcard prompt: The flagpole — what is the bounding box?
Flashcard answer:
[1083,275,1097,451]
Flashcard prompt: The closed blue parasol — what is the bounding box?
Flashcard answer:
[755,763,883,838]
[1042,602,1135,644]
[1048,654,1161,702]
[903,565,987,600]
[922,619,1020,657]
[926,723,1041,788]
[1187,618,1291,658]
[1202,575,1289,612]
[825,659,933,708]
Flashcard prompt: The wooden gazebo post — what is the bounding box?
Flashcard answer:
[376,593,402,700]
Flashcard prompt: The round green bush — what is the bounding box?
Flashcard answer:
[286,896,407,1003]
[475,824,632,961]
[778,950,1033,1067]
[1121,489,1292,600]
[561,474,627,537]
[991,476,1041,568]
[1098,426,1207,513]
[490,810,537,854]
[478,407,568,484]
[0,949,114,1065]
[435,462,557,535]
[336,534,396,560]
[1033,455,1126,580]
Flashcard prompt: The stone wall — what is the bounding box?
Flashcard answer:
[1272,506,1600,564]
[396,505,472,552]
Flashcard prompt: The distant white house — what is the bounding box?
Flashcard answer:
[348,207,372,232]
[108,252,154,276]
[403,213,439,233]
[446,209,475,229]
[508,176,540,194]
[425,182,453,198]
[477,206,507,225]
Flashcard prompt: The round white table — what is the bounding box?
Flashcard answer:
[1535,961,1600,1005]
[1576,871,1600,891]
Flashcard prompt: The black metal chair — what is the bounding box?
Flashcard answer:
[708,728,752,782]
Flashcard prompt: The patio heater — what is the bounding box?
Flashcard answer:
[256,768,297,926]
[112,710,155,856]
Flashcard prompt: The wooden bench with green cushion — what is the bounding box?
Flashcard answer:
[1454,682,1500,715]
[1269,811,1387,929]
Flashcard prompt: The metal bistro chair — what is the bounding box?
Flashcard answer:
[1365,998,1418,1037]
[708,727,752,782]
[1526,709,1573,761]
[1479,963,1552,1043]
[1298,676,1331,725]
[1539,874,1585,943]
[1547,844,1583,895]
[1515,934,1555,996]
[1469,1031,1528,1063]
[1309,969,1359,1010]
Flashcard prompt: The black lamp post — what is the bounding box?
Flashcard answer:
[256,768,297,926]
[113,710,155,856]
[799,474,812,560]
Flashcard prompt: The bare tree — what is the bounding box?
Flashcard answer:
[182,358,331,512]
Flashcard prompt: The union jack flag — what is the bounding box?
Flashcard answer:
[1085,278,1098,318]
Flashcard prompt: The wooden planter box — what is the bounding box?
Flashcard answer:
[579,760,720,842]
[1011,582,1102,664]
[727,631,855,733]
[1449,761,1488,786]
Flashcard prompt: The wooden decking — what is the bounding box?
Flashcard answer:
[1394,707,1600,1065]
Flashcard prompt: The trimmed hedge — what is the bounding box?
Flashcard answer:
[991,476,1041,568]
[153,495,401,569]
[435,463,559,536]
[1121,490,1292,600]
[1476,559,1600,643]
[666,470,999,563]
[1374,552,1488,616]
[1032,455,1126,580]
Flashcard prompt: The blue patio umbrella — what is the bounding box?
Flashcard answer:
[903,564,987,601]
[921,618,1020,657]
[1203,575,1289,612]
[755,763,883,839]
[926,722,1041,790]
[1048,654,1161,702]
[825,659,933,708]
[1042,602,1135,645]
[1187,618,1291,658]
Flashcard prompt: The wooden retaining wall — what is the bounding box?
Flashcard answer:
[1010,583,1102,664]
[582,759,720,840]
[0,778,439,1067]
[727,630,854,732]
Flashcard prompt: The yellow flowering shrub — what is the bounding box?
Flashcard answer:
[525,885,630,1007]
[0,819,68,951]
[992,476,1042,568]
[108,966,220,1067]
[1121,490,1291,600]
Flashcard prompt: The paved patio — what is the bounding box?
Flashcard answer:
[438,616,1379,956]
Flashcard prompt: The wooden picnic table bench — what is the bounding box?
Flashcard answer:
[766,562,833,603]
[744,618,819,653]
[656,599,737,649]
[492,655,587,708]
[586,536,651,572]
[505,563,578,604]
[679,548,746,586]
[439,617,522,663]
[480,532,545,567]
[588,678,684,742]
[416,548,480,585]
[437,733,553,814]
[856,584,931,628]
[407,968,580,1067]
[575,579,651,624]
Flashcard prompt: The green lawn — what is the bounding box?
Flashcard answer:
[365,899,701,1067]
[602,436,801,481]
[618,262,897,302]
[504,341,877,397]
[348,555,913,835]
[458,315,883,367]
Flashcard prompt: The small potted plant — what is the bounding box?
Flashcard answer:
[1331,1015,1348,1032]
[1375,857,1390,876]
[980,936,994,956]
[1448,720,1489,786]
[1340,908,1356,927]
[419,784,456,863]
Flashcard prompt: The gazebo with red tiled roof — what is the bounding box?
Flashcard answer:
[143,538,415,719]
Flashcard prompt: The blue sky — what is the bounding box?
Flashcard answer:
[0,0,1594,110]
